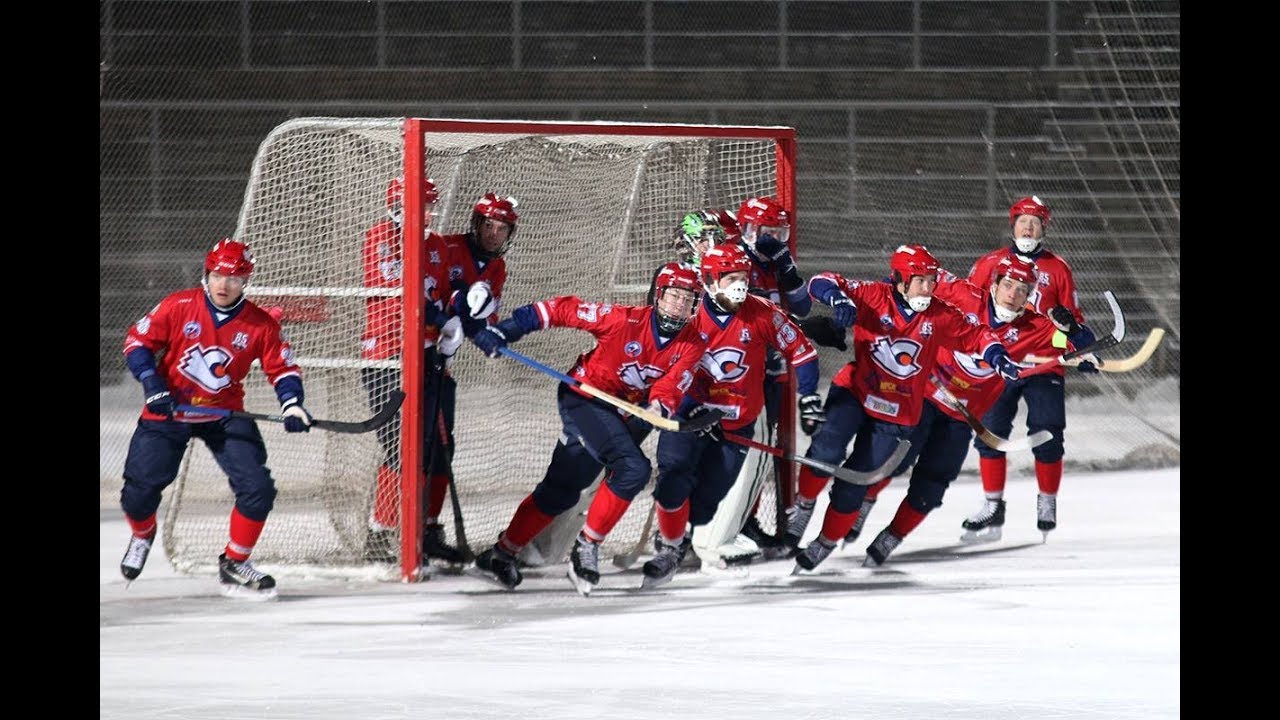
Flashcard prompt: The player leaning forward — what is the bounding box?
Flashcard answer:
[466,264,708,590]
[785,244,1022,572]
[117,239,313,598]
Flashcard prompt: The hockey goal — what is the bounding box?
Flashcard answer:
[162,117,798,582]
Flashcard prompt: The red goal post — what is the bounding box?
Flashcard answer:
[164,117,798,583]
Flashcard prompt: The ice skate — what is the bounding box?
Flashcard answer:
[781,499,816,554]
[960,499,1005,544]
[423,523,465,565]
[792,536,837,574]
[362,528,397,563]
[862,528,903,567]
[567,533,600,596]
[640,536,686,590]
[120,530,155,583]
[1037,493,1057,542]
[218,553,278,601]
[842,497,876,549]
[470,545,522,589]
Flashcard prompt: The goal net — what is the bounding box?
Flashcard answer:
[162,117,798,581]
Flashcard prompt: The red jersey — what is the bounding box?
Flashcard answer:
[687,294,817,431]
[441,232,508,323]
[968,246,1084,324]
[815,274,1004,427]
[527,297,706,414]
[360,220,452,360]
[931,279,1074,420]
[123,288,302,422]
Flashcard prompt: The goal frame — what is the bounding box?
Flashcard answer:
[397,118,799,582]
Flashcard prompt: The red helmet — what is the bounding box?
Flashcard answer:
[386,175,439,224]
[204,238,255,277]
[991,254,1038,287]
[473,193,519,227]
[716,208,741,243]
[736,196,790,230]
[700,242,752,283]
[1008,195,1050,228]
[653,262,701,295]
[889,244,940,284]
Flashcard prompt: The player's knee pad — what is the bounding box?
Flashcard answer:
[235,480,277,519]
[653,477,693,512]
[120,478,164,520]
[1030,434,1065,463]
[828,480,866,514]
[603,454,652,500]
[906,482,946,514]
[974,439,1006,460]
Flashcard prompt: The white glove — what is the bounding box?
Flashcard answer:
[280,397,313,433]
[466,281,498,320]
[438,315,464,368]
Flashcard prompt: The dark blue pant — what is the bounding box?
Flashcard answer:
[530,385,654,517]
[805,385,913,514]
[121,417,277,522]
[361,354,456,475]
[889,401,973,513]
[974,374,1066,463]
[655,423,754,526]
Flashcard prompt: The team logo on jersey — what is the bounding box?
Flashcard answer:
[740,328,751,343]
[700,347,749,383]
[950,349,997,379]
[772,311,785,328]
[868,336,924,379]
[449,265,464,281]
[618,362,664,391]
[879,314,892,328]
[964,312,980,325]
[624,341,642,357]
[921,321,934,337]
[1002,327,1020,344]
[232,332,249,350]
[429,249,441,264]
[577,303,601,323]
[281,347,297,366]
[135,316,151,335]
[379,259,402,282]
[177,344,235,392]
[183,321,201,338]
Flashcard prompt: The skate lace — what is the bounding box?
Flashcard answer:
[967,500,1000,524]
[228,557,269,582]
[1037,494,1057,521]
[872,531,902,555]
[574,536,600,569]
[850,498,875,533]
[806,537,836,564]
[122,535,153,568]
[785,501,816,537]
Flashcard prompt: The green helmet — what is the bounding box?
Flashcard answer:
[672,210,726,264]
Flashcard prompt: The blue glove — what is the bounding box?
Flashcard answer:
[141,374,174,419]
[684,404,724,442]
[753,232,790,262]
[798,393,826,435]
[472,326,509,358]
[993,353,1022,382]
[280,397,313,433]
[830,296,857,328]
[1048,305,1081,335]
[1077,360,1099,374]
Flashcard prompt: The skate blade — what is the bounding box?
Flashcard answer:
[463,566,517,591]
[959,528,1003,545]
[862,556,883,568]
[219,583,278,601]
[790,563,807,576]
[639,573,674,591]
[566,567,596,597]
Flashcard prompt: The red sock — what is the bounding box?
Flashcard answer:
[126,513,157,539]
[225,507,265,561]
[865,477,892,502]
[371,464,400,528]
[656,500,690,543]
[425,474,450,521]
[797,466,829,503]
[1035,459,1063,496]
[500,495,555,553]
[819,507,857,543]
[887,500,928,538]
[583,481,632,542]
[980,456,1007,497]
